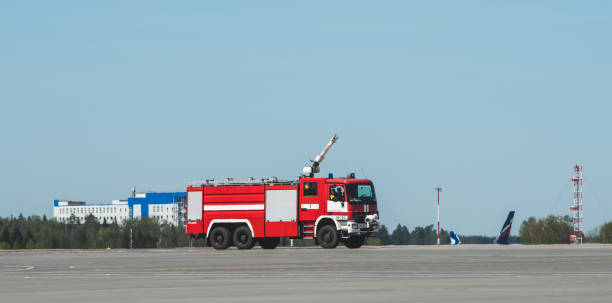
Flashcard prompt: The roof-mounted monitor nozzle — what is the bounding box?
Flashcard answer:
[302,134,339,177]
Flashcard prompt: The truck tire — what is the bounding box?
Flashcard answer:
[209,226,231,250]
[344,235,365,249]
[317,225,339,249]
[233,226,255,250]
[260,237,280,249]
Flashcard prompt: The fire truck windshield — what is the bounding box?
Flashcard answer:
[346,183,376,204]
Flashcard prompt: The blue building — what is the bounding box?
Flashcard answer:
[128,192,187,226]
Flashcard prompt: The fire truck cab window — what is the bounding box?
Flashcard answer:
[329,185,345,202]
[347,183,376,204]
[303,182,318,196]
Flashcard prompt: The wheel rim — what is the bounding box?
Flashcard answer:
[239,234,247,243]
[322,231,331,243]
[215,234,224,243]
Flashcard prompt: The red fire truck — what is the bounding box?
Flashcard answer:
[185,135,380,249]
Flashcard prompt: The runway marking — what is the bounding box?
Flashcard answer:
[0,266,36,272]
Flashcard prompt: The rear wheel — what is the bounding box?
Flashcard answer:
[233,226,255,250]
[344,235,365,249]
[260,237,280,249]
[317,225,339,249]
[209,226,231,250]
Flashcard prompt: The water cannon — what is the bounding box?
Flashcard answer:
[302,134,339,177]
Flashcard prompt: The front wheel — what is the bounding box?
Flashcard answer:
[344,235,365,249]
[209,226,231,250]
[259,237,280,249]
[317,225,339,249]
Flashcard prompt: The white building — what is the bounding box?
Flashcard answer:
[53,200,130,225]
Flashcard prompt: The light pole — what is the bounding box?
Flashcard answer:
[436,187,442,246]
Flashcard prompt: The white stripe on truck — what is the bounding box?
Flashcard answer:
[203,204,264,211]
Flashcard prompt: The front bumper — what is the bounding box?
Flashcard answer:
[338,217,379,238]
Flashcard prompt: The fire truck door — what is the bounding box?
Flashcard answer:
[327,184,348,213]
[299,181,320,221]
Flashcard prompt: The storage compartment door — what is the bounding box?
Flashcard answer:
[187,190,203,234]
[265,189,298,237]
[265,189,297,222]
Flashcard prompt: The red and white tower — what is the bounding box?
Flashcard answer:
[570,165,583,244]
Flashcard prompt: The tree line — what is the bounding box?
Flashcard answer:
[0,214,205,249]
[372,217,612,246]
[367,224,520,245]
[520,215,612,244]
[0,214,513,249]
[2,214,611,249]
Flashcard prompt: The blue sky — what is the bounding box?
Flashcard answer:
[1,1,610,235]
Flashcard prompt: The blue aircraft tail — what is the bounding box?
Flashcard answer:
[496,211,515,245]
[450,231,461,245]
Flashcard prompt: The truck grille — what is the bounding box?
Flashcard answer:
[352,212,366,223]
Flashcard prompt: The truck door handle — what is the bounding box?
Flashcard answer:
[301,207,307,211]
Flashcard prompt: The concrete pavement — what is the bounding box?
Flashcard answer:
[1,245,612,302]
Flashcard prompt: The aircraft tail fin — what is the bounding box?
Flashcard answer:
[495,211,515,245]
[450,231,461,245]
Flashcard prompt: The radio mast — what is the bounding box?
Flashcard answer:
[570,165,583,244]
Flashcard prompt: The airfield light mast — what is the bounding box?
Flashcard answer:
[570,165,583,244]
[436,187,442,246]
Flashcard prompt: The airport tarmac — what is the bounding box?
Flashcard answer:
[1,245,612,302]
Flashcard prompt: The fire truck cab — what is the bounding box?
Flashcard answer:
[186,174,379,249]
[298,175,379,247]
